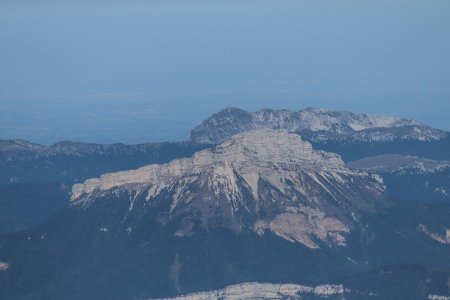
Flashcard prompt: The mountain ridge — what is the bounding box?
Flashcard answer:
[0,139,202,158]
[189,107,447,144]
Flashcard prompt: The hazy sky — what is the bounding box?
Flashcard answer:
[1,0,449,144]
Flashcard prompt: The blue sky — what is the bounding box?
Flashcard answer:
[1,0,449,144]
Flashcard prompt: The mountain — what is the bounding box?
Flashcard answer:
[189,107,450,162]
[190,107,447,144]
[71,129,386,249]
[1,130,449,300]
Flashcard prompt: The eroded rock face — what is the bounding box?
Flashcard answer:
[150,282,348,300]
[254,208,350,249]
[189,107,447,144]
[71,130,386,249]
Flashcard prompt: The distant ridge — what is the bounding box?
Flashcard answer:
[189,107,447,144]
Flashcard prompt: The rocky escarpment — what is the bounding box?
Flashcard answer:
[151,282,350,300]
[189,107,447,144]
[72,129,386,249]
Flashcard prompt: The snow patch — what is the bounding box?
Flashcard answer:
[0,261,8,271]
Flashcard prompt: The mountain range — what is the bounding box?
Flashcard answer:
[0,107,449,299]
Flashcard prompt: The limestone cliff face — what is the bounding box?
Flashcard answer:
[72,130,386,249]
